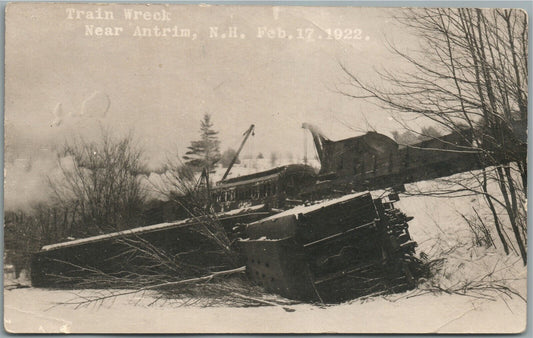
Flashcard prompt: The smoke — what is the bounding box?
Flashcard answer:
[5,91,113,212]
[50,103,65,127]
[4,152,57,211]
[80,91,110,118]
[49,91,110,129]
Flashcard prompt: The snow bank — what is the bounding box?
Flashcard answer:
[4,287,525,334]
[394,174,527,298]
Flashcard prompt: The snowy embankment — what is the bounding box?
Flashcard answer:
[4,173,527,334]
[395,176,527,300]
[3,286,525,334]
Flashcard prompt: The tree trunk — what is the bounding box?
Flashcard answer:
[496,166,526,264]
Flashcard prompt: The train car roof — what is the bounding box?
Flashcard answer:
[247,191,370,224]
[322,131,398,155]
[332,131,397,146]
[215,164,316,188]
[40,204,268,252]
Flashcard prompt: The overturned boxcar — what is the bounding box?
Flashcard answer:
[30,205,275,288]
[238,191,417,302]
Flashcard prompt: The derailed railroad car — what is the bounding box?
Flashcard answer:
[238,191,418,302]
[31,205,276,288]
[303,123,481,192]
[211,164,317,211]
[398,128,481,182]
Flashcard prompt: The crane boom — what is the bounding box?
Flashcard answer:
[221,124,255,181]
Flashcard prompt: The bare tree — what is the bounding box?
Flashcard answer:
[4,202,84,277]
[339,8,527,263]
[149,154,238,259]
[49,130,147,235]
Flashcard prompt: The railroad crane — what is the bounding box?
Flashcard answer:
[220,124,255,182]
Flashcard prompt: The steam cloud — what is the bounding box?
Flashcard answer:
[6,91,112,211]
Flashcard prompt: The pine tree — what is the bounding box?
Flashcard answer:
[183,114,221,174]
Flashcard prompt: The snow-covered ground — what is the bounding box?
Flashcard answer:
[4,173,527,334]
[3,286,525,334]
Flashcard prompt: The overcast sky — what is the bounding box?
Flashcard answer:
[5,3,423,166]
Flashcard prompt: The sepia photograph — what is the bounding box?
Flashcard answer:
[3,2,528,334]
